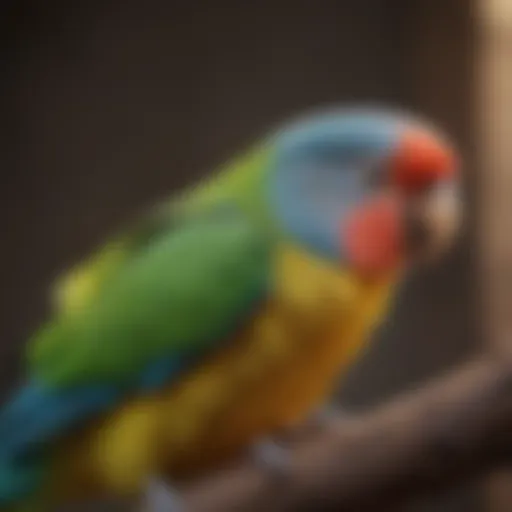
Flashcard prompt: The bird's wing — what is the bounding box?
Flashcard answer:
[0,206,271,467]
[29,205,271,388]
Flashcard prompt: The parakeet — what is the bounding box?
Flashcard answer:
[0,106,461,510]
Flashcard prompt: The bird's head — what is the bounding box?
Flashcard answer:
[268,107,462,278]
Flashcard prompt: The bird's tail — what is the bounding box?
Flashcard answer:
[0,384,51,507]
[0,461,45,509]
[0,381,118,507]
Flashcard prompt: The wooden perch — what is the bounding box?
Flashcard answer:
[172,354,512,512]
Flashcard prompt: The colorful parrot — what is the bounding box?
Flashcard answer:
[0,106,461,511]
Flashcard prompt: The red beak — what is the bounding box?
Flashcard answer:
[391,128,458,193]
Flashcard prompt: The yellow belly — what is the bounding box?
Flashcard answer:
[48,245,395,503]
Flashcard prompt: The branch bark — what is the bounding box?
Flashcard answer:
[175,355,512,512]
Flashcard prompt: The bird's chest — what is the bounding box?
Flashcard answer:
[236,247,394,421]
[180,246,395,461]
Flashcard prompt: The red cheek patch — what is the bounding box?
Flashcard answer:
[342,194,405,277]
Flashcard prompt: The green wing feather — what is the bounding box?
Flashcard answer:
[28,206,271,388]
[52,145,274,317]
[51,204,178,316]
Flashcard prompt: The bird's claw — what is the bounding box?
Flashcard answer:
[285,404,350,439]
[249,406,349,478]
[250,438,291,477]
[143,476,183,512]
[307,404,349,430]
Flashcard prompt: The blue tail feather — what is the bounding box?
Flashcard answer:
[0,381,120,504]
[0,460,45,505]
[0,356,190,505]
[0,382,119,461]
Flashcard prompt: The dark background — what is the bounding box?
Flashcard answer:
[1,1,479,510]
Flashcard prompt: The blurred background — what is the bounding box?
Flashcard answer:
[0,0,497,510]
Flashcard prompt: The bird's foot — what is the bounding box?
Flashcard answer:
[249,406,350,478]
[281,404,351,441]
[250,438,291,477]
[304,403,350,432]
[143,476,183,512]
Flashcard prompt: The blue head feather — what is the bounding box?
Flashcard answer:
[267,108,413,261]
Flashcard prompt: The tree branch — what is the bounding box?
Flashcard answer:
[175,354,512,511]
